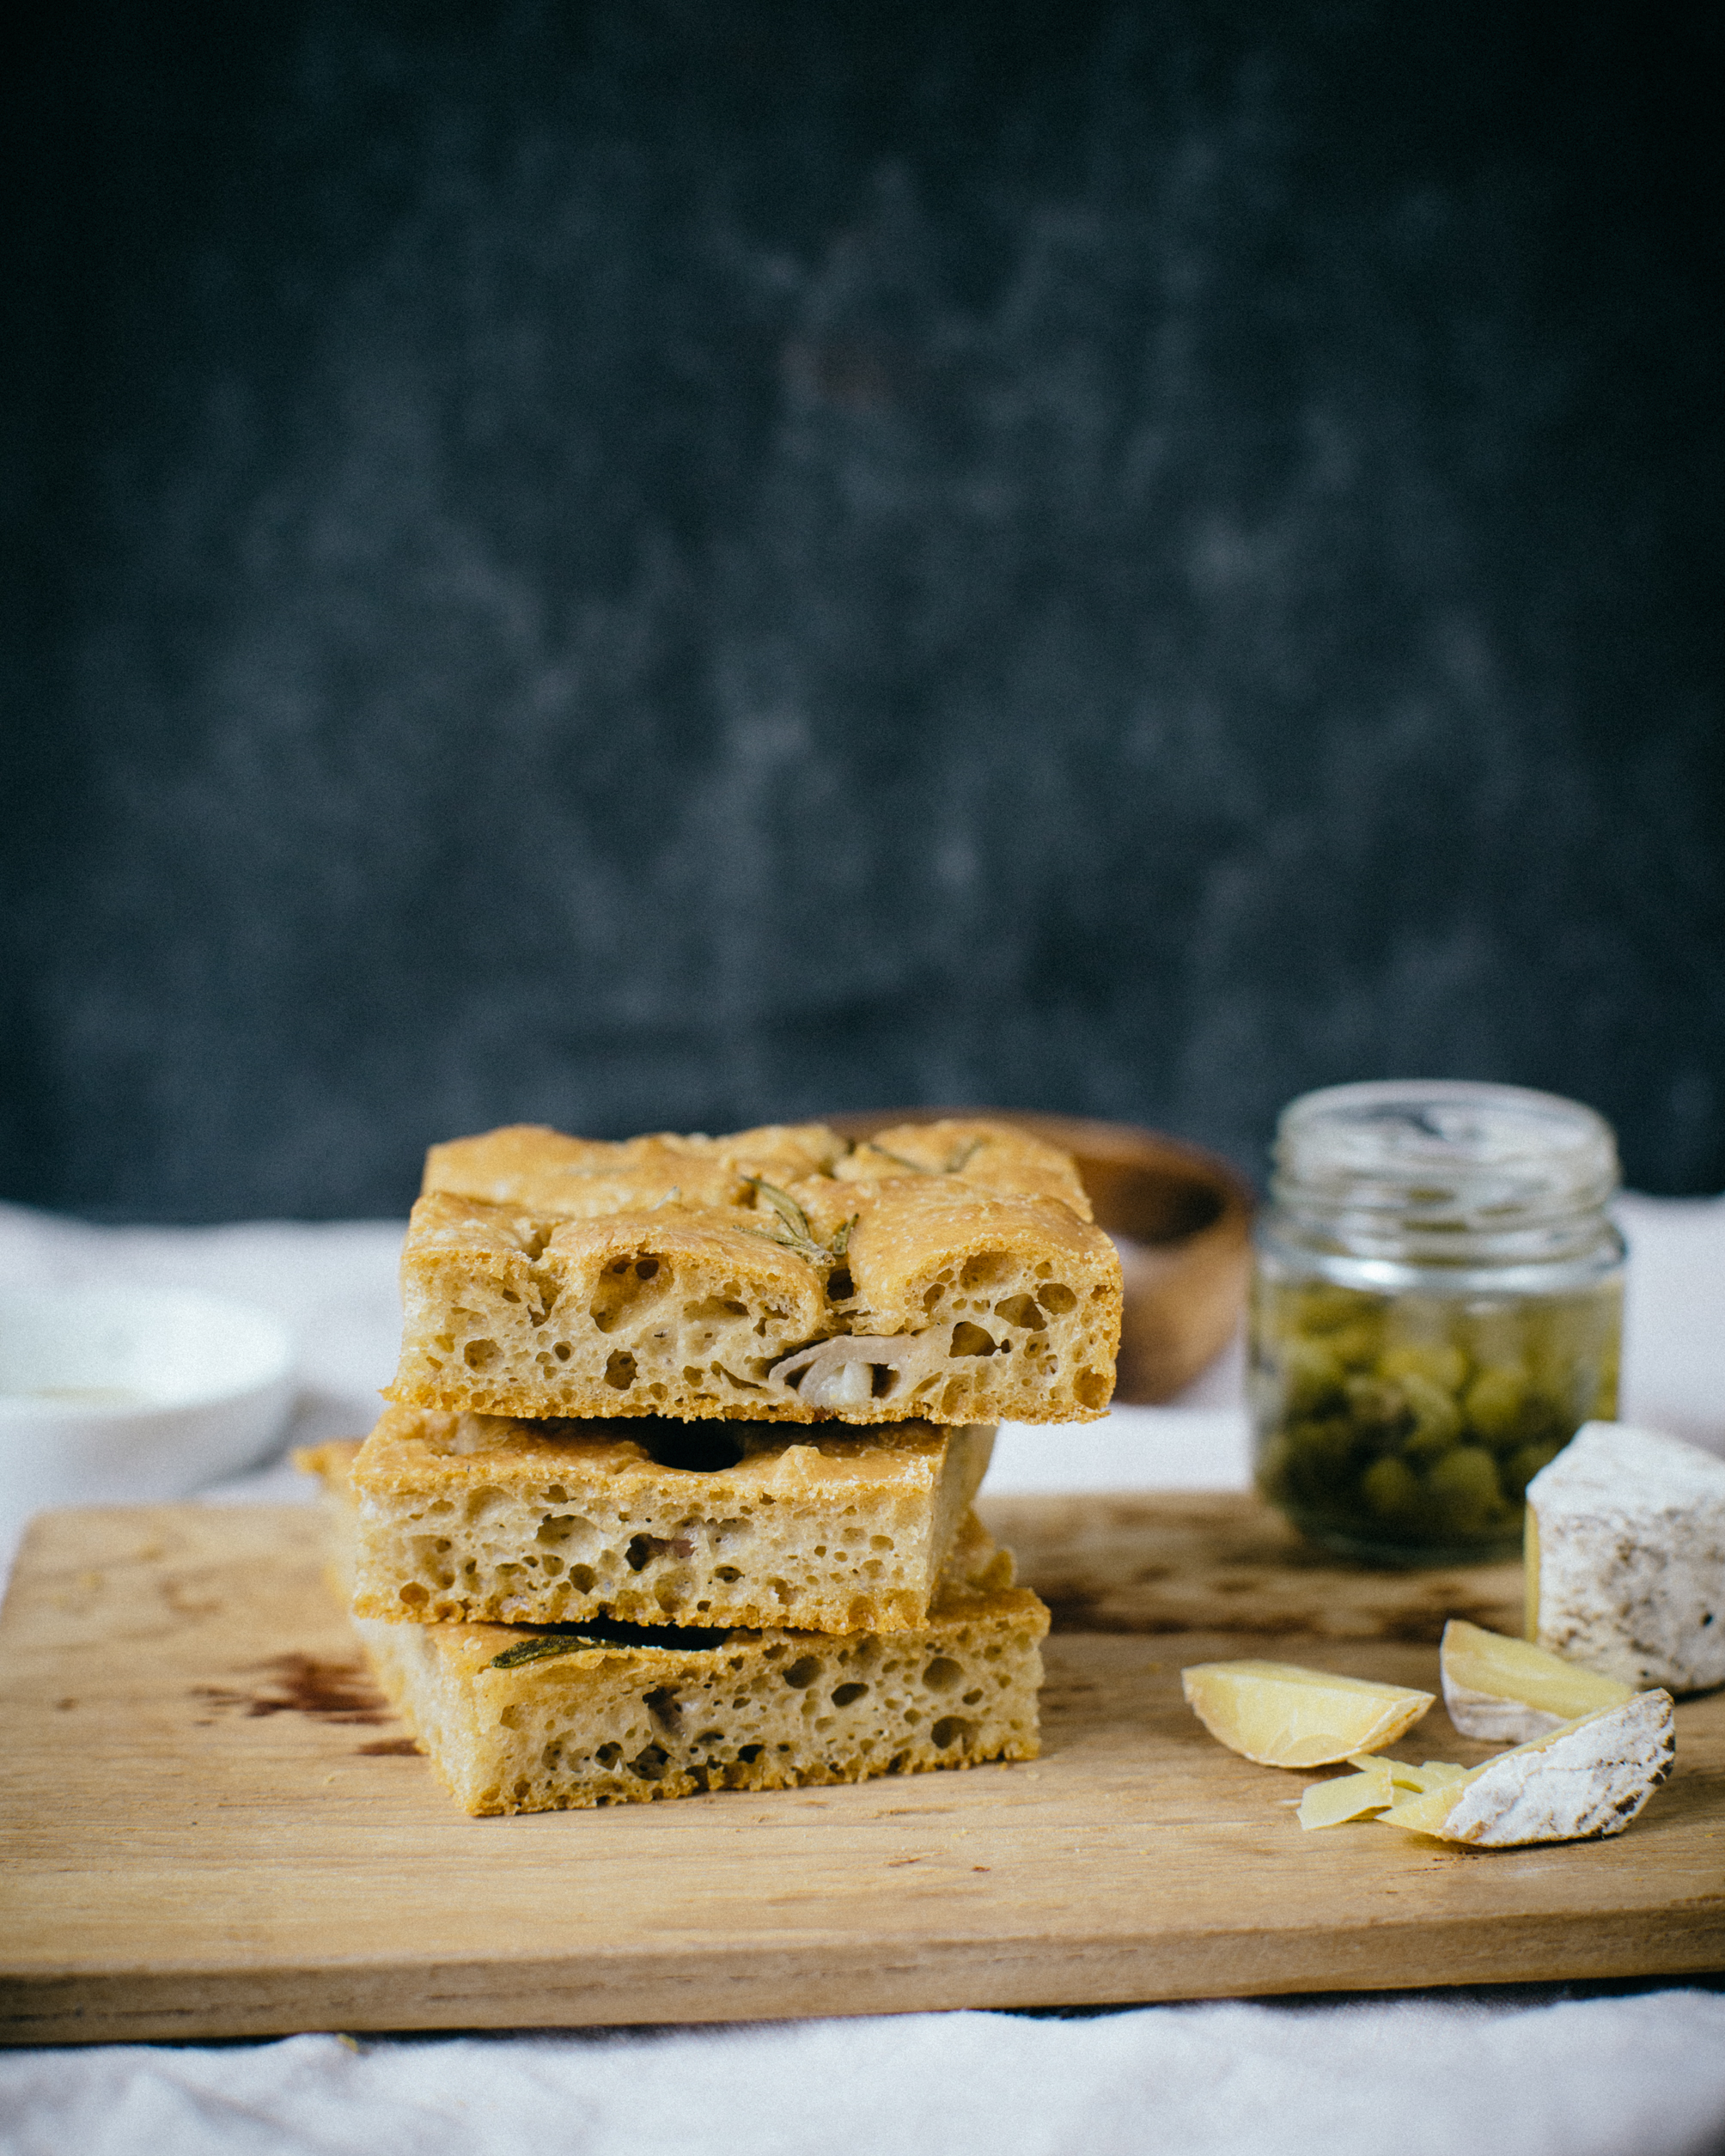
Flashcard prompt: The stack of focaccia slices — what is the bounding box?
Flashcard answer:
[302,1116,1119,1814]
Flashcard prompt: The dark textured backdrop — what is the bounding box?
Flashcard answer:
[3,2,1722,1219]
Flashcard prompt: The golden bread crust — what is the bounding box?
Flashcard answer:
[836,1119,1091,1217]
[389,1118,1121,1426]
[423,1122,849,1215]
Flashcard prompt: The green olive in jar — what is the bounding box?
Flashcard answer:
[1250,1272,1622,1565]
[1250,1081,1625,1566]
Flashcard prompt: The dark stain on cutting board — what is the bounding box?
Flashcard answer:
[191,1653,391,1725]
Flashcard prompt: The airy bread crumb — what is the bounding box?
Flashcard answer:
[354,1526,1045,1815]
[301,1443,1045,1817]
[338,1406,996,1632]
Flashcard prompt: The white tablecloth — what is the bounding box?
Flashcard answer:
[3,1192,1722,2155]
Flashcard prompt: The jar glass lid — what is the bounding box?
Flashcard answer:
[1273,1080,1620,1236]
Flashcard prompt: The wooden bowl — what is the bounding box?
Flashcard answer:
[825,1110,1257,1404]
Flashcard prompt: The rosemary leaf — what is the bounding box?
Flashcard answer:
[744,1176,815,1243]
[736,1197,856,1270]
[736,1223,822,1260]
[489,1635,604,1669]
[860,1135,987,1176]
[861,1141,930,1174]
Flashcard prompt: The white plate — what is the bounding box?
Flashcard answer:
[0,1287,296,1540]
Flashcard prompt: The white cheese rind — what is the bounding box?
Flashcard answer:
[1439,1618,1633,1741]
[1527,1422,1725,1694]
[1434,1690,1675,1846]
[1441,1680,1564,1745]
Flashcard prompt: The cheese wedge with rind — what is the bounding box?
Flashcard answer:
[1378,1690,1674,1846]
[1526,1423,1725,1695]
[1441,1617,1635,1742]
[1180,1659,1434,1768]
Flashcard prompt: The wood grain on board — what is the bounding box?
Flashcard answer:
[986,1491,1526,1643]
[1,1495,1720,2046]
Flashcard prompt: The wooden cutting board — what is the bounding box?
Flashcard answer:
[3,1494,1721,2045]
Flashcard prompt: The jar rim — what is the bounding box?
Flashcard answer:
[1272,1079,1619,1239]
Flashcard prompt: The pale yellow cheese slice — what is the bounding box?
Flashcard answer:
[1441,1617,1634,1743]
[1347,1751,1466,1793]
[1299,1751,1466,1829]
[1378,1690,1674,1846]
[1298,1762,1395,1830]
[1180,1659,1435,1769]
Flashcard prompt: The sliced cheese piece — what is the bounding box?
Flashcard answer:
[1526,1422,1725,1695]
[1299,1761,1394,1830]
[1180,1659,1434,1769]
[1409,1761,1466,1790]
[1348,1751,1467,1793]
[1377,1690,1674,1847]
[1302,1752,1468,1828]
[1441,1617,1635,1742]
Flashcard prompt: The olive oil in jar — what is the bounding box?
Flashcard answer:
[1251,1081,1624,1566]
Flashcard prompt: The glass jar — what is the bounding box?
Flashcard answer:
[1251,1081,1624,1566]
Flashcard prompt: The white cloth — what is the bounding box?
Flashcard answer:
[2,1995,1723,2156]
[3,1192,1723,2155]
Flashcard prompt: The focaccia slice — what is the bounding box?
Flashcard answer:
[390,1118,1120,1426]
[334,1500,1047,1816]
[330,1405,996,1633]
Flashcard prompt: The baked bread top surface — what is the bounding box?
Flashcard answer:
[405,1118,1114,1338]
[423,1118,1093,1224]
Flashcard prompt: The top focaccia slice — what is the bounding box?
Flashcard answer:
[421,1118,1093,1221]
[390,1118,1121,1426]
